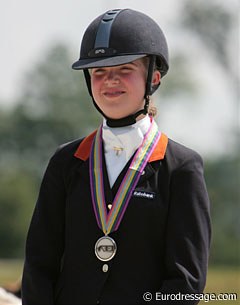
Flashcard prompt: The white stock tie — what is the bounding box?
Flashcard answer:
[102,115,151,187]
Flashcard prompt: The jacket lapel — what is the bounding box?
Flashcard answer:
[74,130,97,161]
[74,130,168,207]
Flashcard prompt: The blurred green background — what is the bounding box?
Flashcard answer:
[0,0,239,303]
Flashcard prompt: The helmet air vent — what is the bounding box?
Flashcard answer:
[88,9,123,57]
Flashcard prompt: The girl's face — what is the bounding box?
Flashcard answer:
[90,58,160,120]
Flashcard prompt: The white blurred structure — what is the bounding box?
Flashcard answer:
[0,288,21,305]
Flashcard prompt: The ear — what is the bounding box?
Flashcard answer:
[150,70,161,95]
[152,70,161,86]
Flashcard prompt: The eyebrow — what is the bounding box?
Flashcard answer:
[123,62,138,67]
[90,61,139,73]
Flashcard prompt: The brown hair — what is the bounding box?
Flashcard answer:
[148,101,157,117]
[141,56,158,117]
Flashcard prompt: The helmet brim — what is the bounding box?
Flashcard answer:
[72,54,146,70]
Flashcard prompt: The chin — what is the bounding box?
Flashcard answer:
[104,111,128,120]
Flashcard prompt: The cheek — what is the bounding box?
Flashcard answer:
[91,77,101,97]
[130,71,145,86]
[129,77,146,97]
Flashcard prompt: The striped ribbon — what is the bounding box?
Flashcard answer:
[89,120,160,235]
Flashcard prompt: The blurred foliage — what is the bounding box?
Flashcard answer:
[205,155,240,266]
[0,1,239,268]
[0,171,37,257]
[0,44,101,258]
[181,0,239,267]
[159,53,199,98]
[182,1,236,73]
[0,44,101,178]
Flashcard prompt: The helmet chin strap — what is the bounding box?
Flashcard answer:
[83,56,156,128]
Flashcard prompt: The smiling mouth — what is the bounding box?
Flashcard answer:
[103,91,125,98]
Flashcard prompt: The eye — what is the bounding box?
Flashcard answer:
[92,68,106,75]
[120,66,133,73]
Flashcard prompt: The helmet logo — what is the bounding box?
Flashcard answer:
[95,49,106,55]
[88,47,117,58]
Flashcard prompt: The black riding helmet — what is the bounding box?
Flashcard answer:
[72,9,169,127]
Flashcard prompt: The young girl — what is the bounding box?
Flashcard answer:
[22,9,211,305]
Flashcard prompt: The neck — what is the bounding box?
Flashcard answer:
[103,114,151,132]
[105,110,148,128]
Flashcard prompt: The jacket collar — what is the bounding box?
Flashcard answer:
[74,130,168,162]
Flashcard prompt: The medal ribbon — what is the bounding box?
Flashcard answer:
[89,120,160,235]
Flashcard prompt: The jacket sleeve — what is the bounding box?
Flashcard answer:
[157,152,211,304]
[22,153,66,305]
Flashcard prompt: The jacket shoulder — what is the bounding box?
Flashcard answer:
[52,138,83,162]
[43,137,88,188]
[165,138,203,171]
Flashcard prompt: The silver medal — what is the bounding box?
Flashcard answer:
[95,236,117,261]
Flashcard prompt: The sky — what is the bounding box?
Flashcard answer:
[1,0,239,158]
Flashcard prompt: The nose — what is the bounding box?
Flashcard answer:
[104,70,120,85]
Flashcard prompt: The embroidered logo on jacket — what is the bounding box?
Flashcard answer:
[133,191,156,200]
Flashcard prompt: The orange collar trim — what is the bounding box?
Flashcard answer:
[74,130,168,162]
